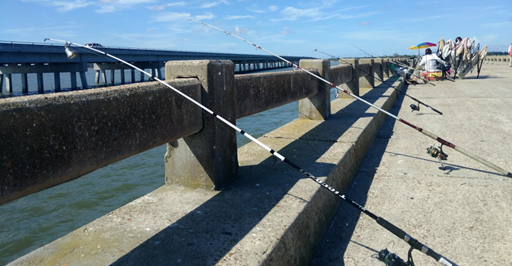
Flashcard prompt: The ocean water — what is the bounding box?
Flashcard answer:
[0,62,339,264]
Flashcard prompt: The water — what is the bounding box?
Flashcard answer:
[0,62,339,264]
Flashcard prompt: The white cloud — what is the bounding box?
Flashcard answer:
[95,0,156,13]
[150,2,186,11]
[281,7,320,21]
[248,4,279,13]
[280,26,290,35]
[152,12,191,22]
[49,0,93,12]
[234,27,248,34]
[201,0,229,8]
[224,15,254,20]
[195,12,215,20]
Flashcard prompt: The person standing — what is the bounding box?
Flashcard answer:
[509,42,512,67]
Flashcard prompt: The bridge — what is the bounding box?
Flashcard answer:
[0,41,309,94]
[1,56,511,265]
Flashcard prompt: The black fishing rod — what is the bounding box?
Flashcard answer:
[189,19,512,179]
[45,37,459,266]
[315,48,443,115]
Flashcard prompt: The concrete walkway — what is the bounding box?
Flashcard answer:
[311,64,512,265]
[9,72,404,265]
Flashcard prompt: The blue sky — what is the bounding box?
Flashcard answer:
[1,0,511,58]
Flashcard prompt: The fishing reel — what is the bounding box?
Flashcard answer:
[410,102,420,112]
[376,248,414,266]
[427,144,448,160]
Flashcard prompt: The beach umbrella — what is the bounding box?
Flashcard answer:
[409,42,437,56]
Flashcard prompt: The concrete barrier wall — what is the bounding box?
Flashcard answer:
[0,58,395,204]
[484,55,511,64]
[234,71,318,119]
[0,79,203,205]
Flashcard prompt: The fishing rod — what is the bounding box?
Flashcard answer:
[189,19,512,179]
[314,48,443,115]
[351,44,455,83]
[45,37,458,266]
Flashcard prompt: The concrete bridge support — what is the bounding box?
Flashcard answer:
[0,63,88,94]
[164,60,238,190]
[93,62,163,86]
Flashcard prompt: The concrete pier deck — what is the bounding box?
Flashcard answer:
[312,64,512,265]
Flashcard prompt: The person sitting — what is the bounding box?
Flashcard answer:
[419,48,448,78]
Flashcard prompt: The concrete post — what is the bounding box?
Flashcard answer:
[164,60,238,190]
[359,58,374,90]
[79,71,88,89]
[374,58,383,85]
[37,72,43,93]
[21,73,28,93]
[54,72,61,92]
[383,59,390,79]
[339,58,359,98]
[298,59,331,120]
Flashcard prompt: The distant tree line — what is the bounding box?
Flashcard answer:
[487,51,508,56]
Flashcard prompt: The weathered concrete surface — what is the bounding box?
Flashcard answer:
[235,70,318,119]
[311,64,512,265]
[165,60,238,190]
[9,76,404,265]
[0,79,202,205]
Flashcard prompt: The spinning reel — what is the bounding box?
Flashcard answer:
[375,247,415,266]
[410,102,420,112]
[427,144,448,160]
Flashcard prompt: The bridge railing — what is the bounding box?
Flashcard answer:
[0,58,404,205]
[483,55,511,64]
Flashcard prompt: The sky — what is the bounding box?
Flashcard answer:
[1,0,511,58]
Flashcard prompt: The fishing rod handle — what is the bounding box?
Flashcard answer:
[376,218,458,266]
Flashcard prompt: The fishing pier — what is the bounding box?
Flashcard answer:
[0,41,306,94]
[1,55,511,265]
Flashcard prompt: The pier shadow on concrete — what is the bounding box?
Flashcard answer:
[109,77,401,266]
[309,82,409,266]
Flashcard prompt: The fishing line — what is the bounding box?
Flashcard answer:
[316,48,444,115]
[189,19,512,179]
[46,37,458,266]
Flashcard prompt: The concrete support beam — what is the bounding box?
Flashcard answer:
[5,74,13,93]
[21,73,28,93]
[164,60,238,190]
[0,63,88,93]
[359,59,374,89]
[298,59,331,120]
[54,72,61,92]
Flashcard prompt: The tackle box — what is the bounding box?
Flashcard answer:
[422,71,442,81]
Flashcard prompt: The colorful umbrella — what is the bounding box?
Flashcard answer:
[408,42,437,50]
[409,42,437,56]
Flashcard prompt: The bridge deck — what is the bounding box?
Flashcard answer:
[312,64,512,265]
